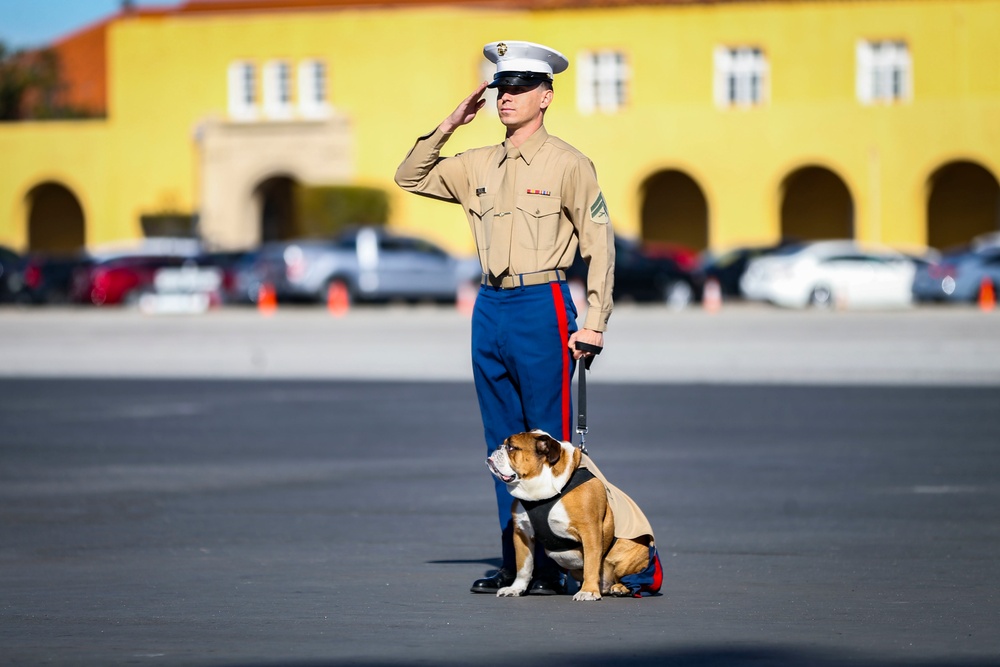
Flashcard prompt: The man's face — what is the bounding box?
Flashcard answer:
[496,83,553,131]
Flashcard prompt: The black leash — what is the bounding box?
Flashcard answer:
[574,341,603,454]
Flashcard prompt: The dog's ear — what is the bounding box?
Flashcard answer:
[534,433,563,465]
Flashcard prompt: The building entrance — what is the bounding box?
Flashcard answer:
[640,170,709,250]
[926,161,1000,250]
[26,182,86,253]
[255,176,299,242]
[780,166,853,242]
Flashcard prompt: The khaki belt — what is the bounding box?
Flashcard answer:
[481,270,567,289]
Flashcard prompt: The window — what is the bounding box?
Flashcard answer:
[227,61,257,120]
[856,40,911,105]
[229,58,334,122]
[714,46,768,108]
[577,50,629,114]
[298,59,331,118]
[263,60,293,119]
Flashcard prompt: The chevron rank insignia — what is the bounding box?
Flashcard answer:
[590,192,610,223]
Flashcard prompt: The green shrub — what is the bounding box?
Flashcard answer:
[295,185,389,237]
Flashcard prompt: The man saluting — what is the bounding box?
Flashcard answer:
[395,40,615,595]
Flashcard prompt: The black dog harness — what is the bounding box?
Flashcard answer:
[520,468,599,553]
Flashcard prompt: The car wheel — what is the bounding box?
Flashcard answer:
[123,288,151,307]
[810,285,834,309]
[663,280,693,309]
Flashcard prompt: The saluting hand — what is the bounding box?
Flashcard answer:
[440,82,489,134]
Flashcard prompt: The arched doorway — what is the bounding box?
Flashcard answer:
[253,175,299,242]
[780,166,854,241]
[926,161,1000,250]
[640,170,709,250]
[26,182,86,253]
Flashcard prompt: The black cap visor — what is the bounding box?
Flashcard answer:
[487,71,553,89]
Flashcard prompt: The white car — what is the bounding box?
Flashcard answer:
[739,240,917,309]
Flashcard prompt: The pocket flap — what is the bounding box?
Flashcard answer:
[472,195,495,218]
[516,195,561,219]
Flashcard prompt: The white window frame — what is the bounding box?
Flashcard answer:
[713,46,769,109]
[576,50,629,115]
[298,59,331,118]
[856,40,912,105]
[227,60,258,121]
[263,60,294,119]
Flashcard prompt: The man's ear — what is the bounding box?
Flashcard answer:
[540,87,553,110]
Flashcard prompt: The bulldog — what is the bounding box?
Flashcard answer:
[486,429,662,601]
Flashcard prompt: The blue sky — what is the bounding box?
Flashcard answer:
[0,1,173,50]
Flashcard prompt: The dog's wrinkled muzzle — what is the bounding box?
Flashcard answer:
[486,449,518,484]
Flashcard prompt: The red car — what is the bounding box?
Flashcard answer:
[71,255,188,306]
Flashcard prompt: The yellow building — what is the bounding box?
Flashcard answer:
[2,0,998,258]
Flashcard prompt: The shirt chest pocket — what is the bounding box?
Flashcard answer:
[470,195,495,250]
[515,195,562,250]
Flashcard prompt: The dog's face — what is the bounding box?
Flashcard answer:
[486,429,581,501]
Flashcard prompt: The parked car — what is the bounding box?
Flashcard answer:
[67,237,247,307]
[0,245,25,303]
[227,251,267,304]
[912,245,1000,303]
[700,243,791,298]
[640,241,701,274]
[568,235,702,307]
[242,226,480,305]
[194,250,255,304]
[20,252,95,304]
[78,249,248,307]
[739,240,918,309]
[71,255,190,306]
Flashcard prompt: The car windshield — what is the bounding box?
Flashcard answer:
[768,243,807,257]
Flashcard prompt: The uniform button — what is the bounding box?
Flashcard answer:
[535,208,540,214]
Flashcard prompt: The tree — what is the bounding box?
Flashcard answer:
[0,40,90,121]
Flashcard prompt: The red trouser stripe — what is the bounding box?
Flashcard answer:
[549,282,571,441]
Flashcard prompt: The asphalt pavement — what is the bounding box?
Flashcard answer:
[1,303,999,667]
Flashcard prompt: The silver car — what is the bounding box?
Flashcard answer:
[239,226,480,304]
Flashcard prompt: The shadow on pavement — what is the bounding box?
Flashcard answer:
[215,646,1000,667]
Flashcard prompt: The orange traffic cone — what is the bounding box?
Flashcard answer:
[327,281,350,316]
[456,281,477,316]
[978,277,995,312]
[703,277,722,313]
[257,283,277,316]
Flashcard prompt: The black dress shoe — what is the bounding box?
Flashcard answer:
[528,573,567,595]
[470,569,515,594]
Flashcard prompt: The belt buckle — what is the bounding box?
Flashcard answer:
[485,272,507,289]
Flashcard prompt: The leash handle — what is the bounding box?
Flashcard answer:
[575,342,602,371]
[575,342,602,452]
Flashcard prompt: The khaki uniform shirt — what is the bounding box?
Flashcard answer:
[395,125,615,332]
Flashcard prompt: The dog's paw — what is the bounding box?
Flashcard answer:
[572,590,602,602]
[608,583,633,597]
[496,586,527,597]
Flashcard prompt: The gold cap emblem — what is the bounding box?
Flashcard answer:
[497,42,507,56]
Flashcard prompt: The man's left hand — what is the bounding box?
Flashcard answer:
[568,329,604,360]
